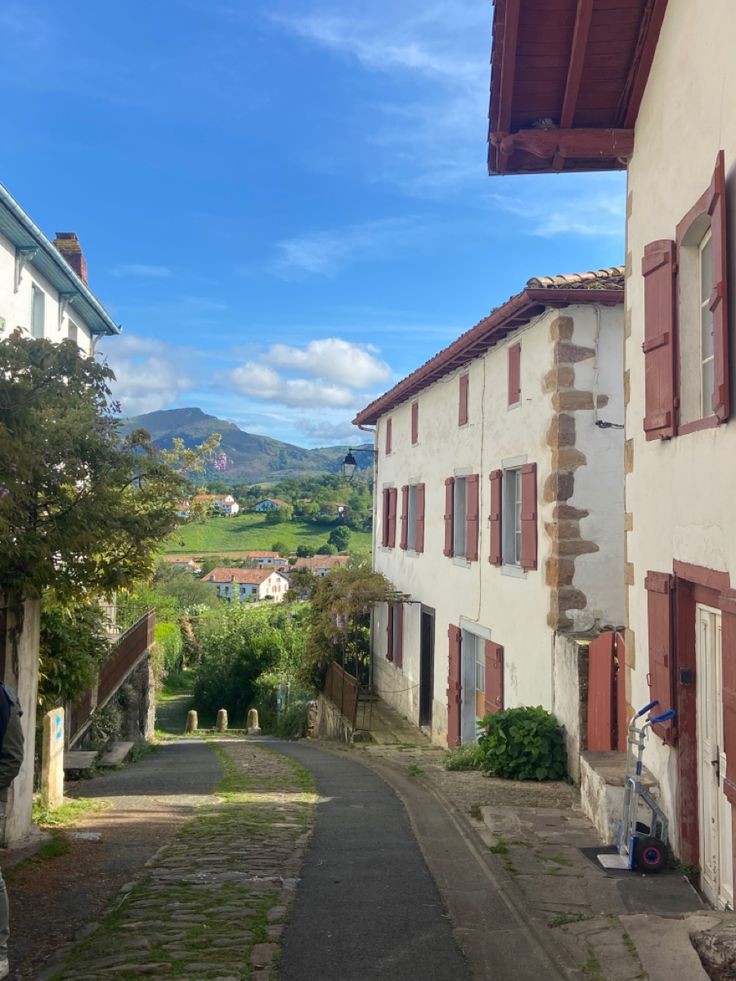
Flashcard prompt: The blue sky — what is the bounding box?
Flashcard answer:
[2,0,625,447]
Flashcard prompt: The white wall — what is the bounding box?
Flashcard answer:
[0,231,93,354]
[372,302,624,746]
[624,0,736,839]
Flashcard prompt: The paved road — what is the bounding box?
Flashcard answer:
[274,741,472,981]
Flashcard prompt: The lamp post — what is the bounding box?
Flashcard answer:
[340,446,377,480]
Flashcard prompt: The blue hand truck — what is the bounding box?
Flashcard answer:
[597,700,676,872]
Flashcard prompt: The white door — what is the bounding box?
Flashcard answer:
[460,631,485,744]
[696,604,734,909]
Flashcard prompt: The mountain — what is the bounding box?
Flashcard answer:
[121,407,363,484]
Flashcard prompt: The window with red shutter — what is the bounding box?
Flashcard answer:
[415,483,425,553]
[520,463,537,571]
[508,343,521,406]
[381,489,390,548]
[400,485,409,550]
[386,604,394,662]
[444,477,455,556]
[489,470,502,566]
[675,150,730,429]
[411,402,419,445]
[642,240,677,439]
[385,417,392,454]
[458,374,469,426]
[721,589,736,805]
[645,571,677,744]
[465,474,479,562]
[447,625,462,748]
[387,487,397,548]
[484,640,504,715]
[395,604,404,669]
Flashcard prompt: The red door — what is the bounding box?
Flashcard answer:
[447,625,462,748]
[588,631,616,751]
[484,641,504,715]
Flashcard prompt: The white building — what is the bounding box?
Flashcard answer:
[354,269,625,759]
[489,0,736,908]
[192,494,240,516]
[202,567,288,603]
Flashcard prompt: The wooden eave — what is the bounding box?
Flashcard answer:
[353,285,623,427]
[487,0,668,175]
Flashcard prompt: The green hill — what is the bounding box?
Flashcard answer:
[122,407,359,484]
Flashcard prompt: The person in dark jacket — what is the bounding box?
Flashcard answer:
[0,686,23,980]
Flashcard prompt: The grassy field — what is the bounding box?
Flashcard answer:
[164,513,372,556]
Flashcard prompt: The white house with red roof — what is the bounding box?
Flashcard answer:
[254,497,290,512]
[291,555,350,577]
[488,0,736,905]
[245,550,287,569]
[354,269,625,763]
[202,567,288,603]
[192,493,239,516]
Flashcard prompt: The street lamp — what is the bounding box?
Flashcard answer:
[341,446,377,480]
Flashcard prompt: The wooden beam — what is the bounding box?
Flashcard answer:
[560,0,594,129]
[495,0,522,133]
[618,0,669,128]
[503,127,634,162]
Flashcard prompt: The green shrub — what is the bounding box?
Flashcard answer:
[273,701,310,739]
[477,706,567,781]
[444,743,484,771]
[155,622,183,674]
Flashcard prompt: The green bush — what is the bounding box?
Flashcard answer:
[273,701,310,739]
[477,706,567,781]
[444,743,483,771]
[155,622,184,674]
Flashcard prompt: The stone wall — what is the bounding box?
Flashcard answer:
[312,694,354,743]
[552,633,588,784]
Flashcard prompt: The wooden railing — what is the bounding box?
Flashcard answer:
[322,661,359,727]
[68,609,156,746]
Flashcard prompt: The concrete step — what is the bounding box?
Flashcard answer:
[63,751,98,772]
[98,741,135,767]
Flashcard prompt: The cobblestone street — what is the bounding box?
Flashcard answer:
[46,740,316,981]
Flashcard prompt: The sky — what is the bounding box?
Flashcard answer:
[1,0,625,448]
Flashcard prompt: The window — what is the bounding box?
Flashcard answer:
[67,320,78,344]
[385,417,393,455]
[503,468,522,565]
[699,231,715,418]
[489,463,537,570]
[31,285,45,338]
[382,487,397,548]
[400,483,425,553]
[387,603,403,667]
[458,373,469,426]
[508,343,521,406]
[443,474,479,560]
[411,402,419,444]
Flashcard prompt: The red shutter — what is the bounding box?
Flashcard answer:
[520,463,537,571]
[395,604,404,669]
[642,239,677,439]
[387,487,397,548]
[443,477,455,557]
[708,151,730,422]
[400,485,409,550]
[415,483,425,554]
[447,624,462,748]
[466,474,479,562]
[411,402,419,444]
[508,343,521,405]
[587,631,616,751]
[484,640,504,715]
[645,572,676,744]
[721,590,736,805]
[489,470,502,566]
[386,604,394,662]
[385,417,392,454]
[458,374,469,426]
[381,487,391,548]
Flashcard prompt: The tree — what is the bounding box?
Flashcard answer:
[316,543,338,555]
[328,526,351,551]
[270,541,290,556]
[0,334,218,608]
[295,545,315,558]
[38,597,110,713]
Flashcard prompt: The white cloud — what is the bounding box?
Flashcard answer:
[487,178,626,239]
[229,362,357,408]
[100,335,194,417]
[269,217,421,277]
[111,263,173,278]
[295,418,363,444]
[263,338,391,387]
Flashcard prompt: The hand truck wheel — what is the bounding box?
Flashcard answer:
[635,835,668,872]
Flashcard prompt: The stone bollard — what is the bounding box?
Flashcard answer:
[216,708,228,732]
[246,708,261,735]
[40,707,65,809]
[184,709,198,734]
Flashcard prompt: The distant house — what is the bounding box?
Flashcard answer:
[175,501,191,519]
[245,550,287,569]
[254,497,290,512]
[202,567,288,603]
[192,493,240,516]
[291,555,350,578]
[162,556,202,574]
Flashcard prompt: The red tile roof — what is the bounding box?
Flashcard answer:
[354,267,624,426]
[202,567,284,585]
[291,555,350,571]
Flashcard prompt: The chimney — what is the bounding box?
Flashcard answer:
[53,232,88,284]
